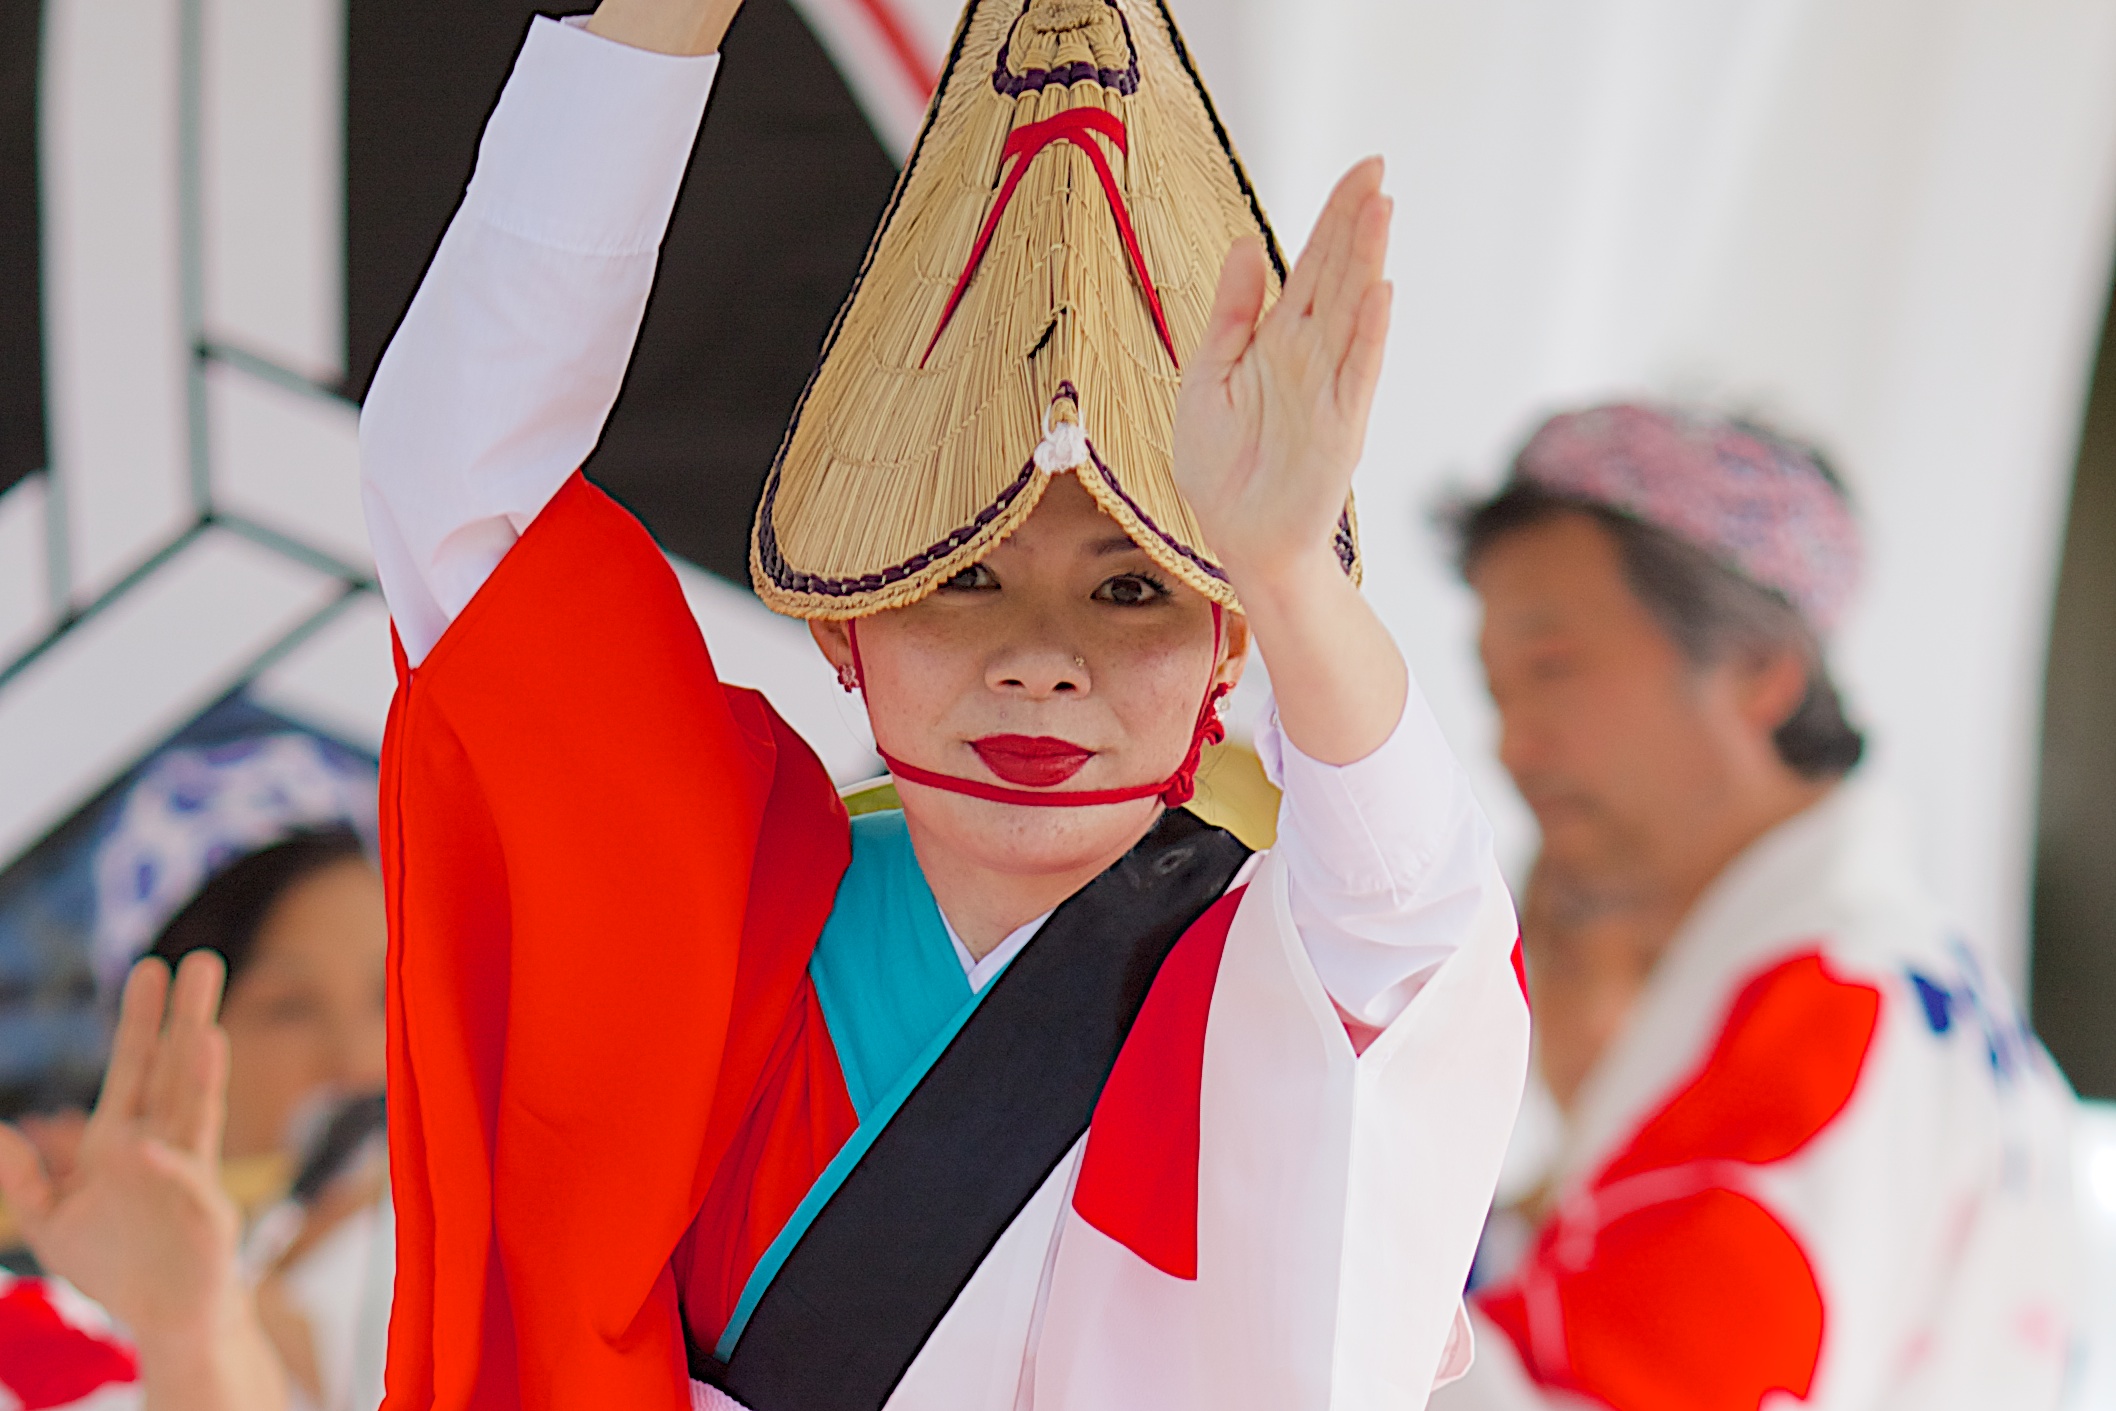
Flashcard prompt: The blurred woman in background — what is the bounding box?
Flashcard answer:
[0,734,390,1411]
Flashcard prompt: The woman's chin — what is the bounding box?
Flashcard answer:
[897,784,1163,879]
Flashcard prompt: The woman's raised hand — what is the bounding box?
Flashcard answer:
[1172,159,1407,767]
[1174,158,1393,589]
[587,0,747,55]
[0,954,287,1411]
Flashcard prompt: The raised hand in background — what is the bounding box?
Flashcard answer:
[0,955,286,1411]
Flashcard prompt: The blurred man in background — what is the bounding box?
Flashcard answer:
[1433,404,2076,1410]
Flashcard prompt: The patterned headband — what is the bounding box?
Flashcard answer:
[91,733,379,997]
[1514,403,1862,634]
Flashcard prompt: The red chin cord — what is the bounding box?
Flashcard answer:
[846,605,1230,809]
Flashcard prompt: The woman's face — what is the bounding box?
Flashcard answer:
[218,858,389,1161]
[814,475,1247,881]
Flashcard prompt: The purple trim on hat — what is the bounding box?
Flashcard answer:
[1083,446,1357,586]
[756,456,1044,599]
[756,438,1228,602]
[993,0,1141,97]
[761,367,1360,602]
[1082,441,1228,584]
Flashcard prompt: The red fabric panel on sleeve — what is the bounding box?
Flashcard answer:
[1474,948,1880,1411]
[380,473,849,1411]
[1479,1188,1824,1411]
[0,1279,138,1410]
[1600,950,1880,1183]
[1070,886,1245,1280]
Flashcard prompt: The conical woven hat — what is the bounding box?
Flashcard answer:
[752,0,1360,619]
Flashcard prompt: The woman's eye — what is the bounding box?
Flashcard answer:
[1094,573,1170,606]
[942,563,998,592]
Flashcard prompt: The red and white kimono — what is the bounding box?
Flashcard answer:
[359,19,1530,1411]
[1434,782,2076,1411]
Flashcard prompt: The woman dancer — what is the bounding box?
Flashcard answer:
[364,1,1529,1407]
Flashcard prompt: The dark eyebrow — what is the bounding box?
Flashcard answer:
[1090,535,1147,558]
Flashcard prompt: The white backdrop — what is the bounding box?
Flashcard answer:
[1168,0,2116,980]
[8,0,2116,985]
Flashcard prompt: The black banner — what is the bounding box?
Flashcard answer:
[0,0,44,498]
[346,0,897,584]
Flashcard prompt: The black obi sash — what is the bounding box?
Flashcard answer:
[691,807,1252,1411]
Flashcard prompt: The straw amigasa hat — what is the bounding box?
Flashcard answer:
[752,0,1361,619]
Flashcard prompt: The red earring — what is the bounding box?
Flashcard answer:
[838,663,859,693]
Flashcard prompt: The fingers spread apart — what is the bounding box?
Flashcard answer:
[147,952,229,1158]
[0,1123,53,1228]
[95,958,173,1128]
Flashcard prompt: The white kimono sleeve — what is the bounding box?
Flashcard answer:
[1027,850,1529,1411]
[360,16,717,666]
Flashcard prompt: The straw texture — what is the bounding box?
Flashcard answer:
[752,0,1359,619]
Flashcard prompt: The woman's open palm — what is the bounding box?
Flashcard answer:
[1174,158,1393,586]
[0,954,241,1341]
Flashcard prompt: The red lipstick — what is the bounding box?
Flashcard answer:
[970,735,1094,787]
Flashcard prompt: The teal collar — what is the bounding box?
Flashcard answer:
[808,809,975,1117]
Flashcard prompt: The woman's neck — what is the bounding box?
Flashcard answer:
[902,814,1153,959]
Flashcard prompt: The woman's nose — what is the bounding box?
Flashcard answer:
[988,645,1088,697]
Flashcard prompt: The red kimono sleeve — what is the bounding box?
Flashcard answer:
[378,473,850,1411]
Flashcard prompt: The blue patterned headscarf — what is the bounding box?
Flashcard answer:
[91,735,378,996]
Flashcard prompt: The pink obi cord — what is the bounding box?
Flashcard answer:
[845,604,1231,809]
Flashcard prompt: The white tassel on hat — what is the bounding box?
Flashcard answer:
[1034,403,1090,473]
